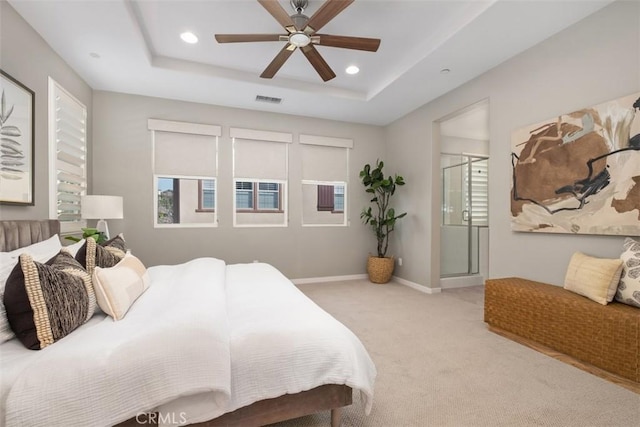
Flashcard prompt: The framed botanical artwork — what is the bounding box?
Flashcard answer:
[0,70,35,205]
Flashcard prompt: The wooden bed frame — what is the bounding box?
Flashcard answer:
[1,220,353,427]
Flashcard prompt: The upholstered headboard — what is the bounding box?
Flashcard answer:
[0,220,60,252]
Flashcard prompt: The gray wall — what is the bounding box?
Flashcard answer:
[441,136,489,157]
[387,0,640,289]
[5,0,639,287]
[0,0,92,219]
[92,91,385,278]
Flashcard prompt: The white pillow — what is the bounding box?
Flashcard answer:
[564,252,623,305]
[0,234,62,344]
[0,297,14,343]
[64,239,86,257]
[0,234,63,286]
[93,252,150,321]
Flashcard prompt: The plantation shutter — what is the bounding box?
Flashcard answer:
[50,81,87,227]
[465,160,488,226]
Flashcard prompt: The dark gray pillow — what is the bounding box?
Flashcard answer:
[75,235,126,276]
[3,250,94,350]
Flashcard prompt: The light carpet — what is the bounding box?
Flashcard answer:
[270,280,639,427]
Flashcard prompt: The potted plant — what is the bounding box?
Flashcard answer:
[65,228,108,245]
[359,159,406,283]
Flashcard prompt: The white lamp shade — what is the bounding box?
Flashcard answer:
[81,195,124,220]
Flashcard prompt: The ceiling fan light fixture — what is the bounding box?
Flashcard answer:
[180,31,198,44]
[289,32,311,47]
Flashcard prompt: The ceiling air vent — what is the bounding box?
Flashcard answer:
[255,95,282,104]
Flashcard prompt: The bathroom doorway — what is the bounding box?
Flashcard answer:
[438,100,489,288]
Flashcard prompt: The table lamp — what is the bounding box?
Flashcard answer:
[81,195,124,239]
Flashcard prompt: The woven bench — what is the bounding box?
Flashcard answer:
[484,277,639,392]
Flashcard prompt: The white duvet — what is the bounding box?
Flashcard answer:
[1,258,231,427]
[0,259,376,427]
[159,263,377,426]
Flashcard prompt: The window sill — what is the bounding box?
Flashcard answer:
[236,209,284,214]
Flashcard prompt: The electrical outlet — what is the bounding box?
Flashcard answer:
[398,258,403,266]
[253,260,259,263]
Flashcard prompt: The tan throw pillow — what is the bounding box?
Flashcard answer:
[615,237,640,308]
[564,252,623,305]
[92,252,150,320]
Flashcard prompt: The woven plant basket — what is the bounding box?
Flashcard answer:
[367,255,395,284]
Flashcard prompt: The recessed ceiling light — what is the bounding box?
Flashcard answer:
[440,68,451,74]
[346,65,359,75]
[180,32,198,44]
[89,52,100,59]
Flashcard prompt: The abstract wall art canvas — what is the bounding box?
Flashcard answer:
[511,92,640,236]
[0,70,34,205]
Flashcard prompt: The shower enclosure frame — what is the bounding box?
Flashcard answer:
[441,152,489,277]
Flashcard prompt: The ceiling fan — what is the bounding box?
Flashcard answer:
[214,0,381,82]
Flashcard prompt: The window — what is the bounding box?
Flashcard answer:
[198,179,215,211]
[232,127,291,227]
[317,184,344,213]
[235,181,283,212]
[300,134,352,226]
[157,177,178,224]
[334,185,345,212]
[258,182,280,210]
[48,78,87,234]
[148,119,220,228]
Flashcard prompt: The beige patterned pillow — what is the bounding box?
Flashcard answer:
[92,252,150,320]
[615,237,640,308]
[564,252,623,305]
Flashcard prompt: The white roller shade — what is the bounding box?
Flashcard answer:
[154,131,217,176]
[234,139,287,180]
[301,144,348,181]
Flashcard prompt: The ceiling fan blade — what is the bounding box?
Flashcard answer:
[260,44,296,79]
[315,34,380,52]
[258,0,297,31]
[305,0,354,33]
[301,45,336,82]
[215,34,283,43]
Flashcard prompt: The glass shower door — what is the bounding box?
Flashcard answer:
[440,154,487,277]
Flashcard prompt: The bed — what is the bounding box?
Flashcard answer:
[0,220,376,427]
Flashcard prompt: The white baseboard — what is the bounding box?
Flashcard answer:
[440,275,484,289]
[292,274,443,295]
[292,274,368,285]
[392,276,442,294]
